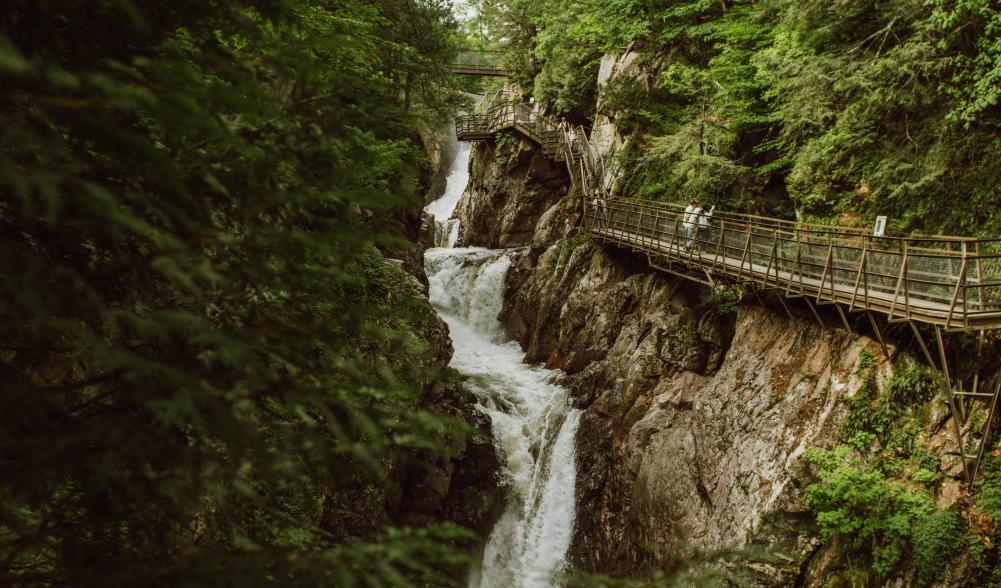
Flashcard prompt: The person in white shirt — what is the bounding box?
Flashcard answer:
[683,199,697,251]
[698,203,715,252]
[591,188,607,226]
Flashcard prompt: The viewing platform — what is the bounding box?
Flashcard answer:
[455,101,595,188]
[585,198,1001,331]
[456,102,553,144]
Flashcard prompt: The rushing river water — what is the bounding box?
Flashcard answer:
[423,142,581,588]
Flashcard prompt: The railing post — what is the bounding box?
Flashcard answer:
[718,219,726,271]
[738,219,752,280]
[817,233,834,303]
[625,205,631,242]
[653,208,661,251]
[849,236,867,312]
[889,242,909,321]
[764,229,778,287]
[946,243,968,328]
[903,243,912,320]
[670,215,681,257]
[791,228,803,296]
[713,220,725,271]
[975,241,985,311]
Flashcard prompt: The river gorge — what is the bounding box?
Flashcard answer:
[415,105,979,584]
[424,144,580,587]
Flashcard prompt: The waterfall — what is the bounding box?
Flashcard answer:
[425,142,470,248]
[423,141,580,588]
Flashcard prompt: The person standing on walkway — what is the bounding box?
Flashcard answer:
[591,188,607,227]
[698,203,715,252]
[683,199,697,251]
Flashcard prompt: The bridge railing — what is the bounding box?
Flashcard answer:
[449,50,507,75]
[455,114,492,138]
[453,50,503,68]
[456,101,554,142]
[585,197,1001,329]
[456,102,608,197]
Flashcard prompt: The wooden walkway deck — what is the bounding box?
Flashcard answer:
[456,101,604,195]
[455,102,1001,485]
[587,198,1001,330]
[587,197,1001,485]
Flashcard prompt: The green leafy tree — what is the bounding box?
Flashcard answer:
[0,1,475,585]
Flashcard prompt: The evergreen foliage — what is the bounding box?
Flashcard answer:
[0,1,473,585]
[479,0,1001,235]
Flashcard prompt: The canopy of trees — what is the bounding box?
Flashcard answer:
[0,1,474,585]
[472,0,1001,235]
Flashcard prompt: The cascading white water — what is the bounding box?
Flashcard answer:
[423,141,580,588]
[425,142,470,248]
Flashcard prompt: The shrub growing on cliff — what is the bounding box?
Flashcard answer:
[805,352,965,580]
[840,356,935,454]
[803,446,962,580]
[912,510,967,582]
[966,446,1001,585]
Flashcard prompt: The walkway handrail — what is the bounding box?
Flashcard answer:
[584,196,1001,329]
[452,50,503,68]
[448,50,508,76]
[456,101,611,198]
[457,100,552,142]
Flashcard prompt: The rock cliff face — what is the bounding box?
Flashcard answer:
[454,136,571,248]
[456,133,898,583]
[568,303,884,579]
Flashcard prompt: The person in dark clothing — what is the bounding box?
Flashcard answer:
[697,203,715,252]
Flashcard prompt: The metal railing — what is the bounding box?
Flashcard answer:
[456,103,1001,329]
[455,101,557,144]
[455,101,1001,486]
[456,102,610,198]
[448,50,507,76]
[585,197,1001,329]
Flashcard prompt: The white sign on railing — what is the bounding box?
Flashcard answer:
[873,215,887,237]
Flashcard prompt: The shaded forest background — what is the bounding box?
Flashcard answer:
[471,0,1001,235]
[0,1,483,585]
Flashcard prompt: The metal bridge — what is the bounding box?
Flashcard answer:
[456,99,608,196]
[447,50,508,77]
[454,103,1001,485]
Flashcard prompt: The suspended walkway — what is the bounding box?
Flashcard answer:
[586,199,1001,331]
[455,103,1001,485]
[456,100,608,196]
[447,50,508,77]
